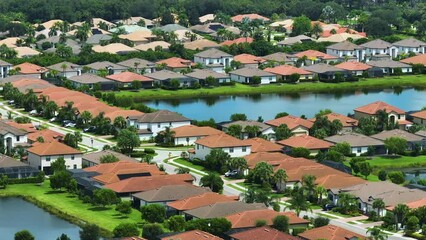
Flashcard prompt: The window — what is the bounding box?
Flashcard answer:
[242,146,247,152]
[186,137,190,143]
[16,136,20,141]
[73,164,77,169]
[157,123,161,128]
[357,147,362,153]
[229,147,234,153]
[71,155,75,160]
[197,144,199,150]
[46,157,51,161]
[398,115,401,119]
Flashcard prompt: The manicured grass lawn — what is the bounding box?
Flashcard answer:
[0,181,143,235]
[173,158,206,172]
[114,75,426,101]
[368,155,426,169]
[317,213,339,219]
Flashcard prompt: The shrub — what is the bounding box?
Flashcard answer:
[144,148,156,154]
[378,170,387,181]
[113,223,139,238]
[292,228,306,236]
[388,171,405,184]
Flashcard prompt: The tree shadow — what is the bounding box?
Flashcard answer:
[66,195,76,199]
[45,190,65,194]
[113,215,128,219]
[88,206,110,211]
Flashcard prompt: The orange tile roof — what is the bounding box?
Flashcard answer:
[264,65,312,76]
[160,230,223,240]
[389,198,426,210]
[242,138,282,153]
[167,192,238,211]
[277,135,334,150]
[106,72,153,83]
[411,110,426,120]
[221,37,253,46]
[233,54,266,64]
[226,209,308,229]
[309,113,358,128]
[294,50,337,60]
[85,161,152,174]
[5,122,36,133]
[265,115,314,129]
[27,141,81,156]
[335,61,372,71]
[156,57,194,69]
[299,225,365,240]
[195,133,251,148]
[93,166,165,184]
[244,152,292,168]
[354,101,405,115]
[229,226,299,240]
[315,174,366,189]
[27,129,64,143]
[321,27,365,38]
[172,125,222,138]
[401,54,426,65]
[104,174,194,193]
[231,14,270,22]
[14,62,48,74]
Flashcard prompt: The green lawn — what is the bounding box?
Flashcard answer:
[369,155,426,169]
[317,213,339,219]
[114,75,426,101]
[0,181,143,236]
[172,158,206,172]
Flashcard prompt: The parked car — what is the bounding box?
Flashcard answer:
[49,117,57,123]
[323,203,336,211]
[29,110,38,116]
[83,126,96,132]
[224,170,238,178]
[8,100,14,105]
[62,120,76,128]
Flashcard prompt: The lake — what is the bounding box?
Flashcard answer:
[144,88,426,122]
[0,197,80,239]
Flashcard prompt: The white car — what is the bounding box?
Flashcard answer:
[224,170,238,177]
[64,122,76,128]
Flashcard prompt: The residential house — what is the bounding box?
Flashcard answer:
[13,63,48,79]
[360,39,392,61]
[221,120,275,139]
[118,16,154,28]
[85,34,112,45]
[68,74,116,90]
[265,115,314,136]
[145,70,196,87]
[160,230,223,240]
[183,201,266,220]
[185,69,230,85]
[241,138,283,153]
[244,152,291,169]
[193,48,233,73]
[127,110,191,140]
[334,61,372,76]
[0,60,12,79]
[27,141,82,174]
[92,18,116,30]
[15,47,40,58]
[104,174,194,197]
[366,59,412,74]
[231,14,270,23]
[401,53,426,67]
[170,125,222,145]
[277,35,316,47]
[371,129,425,151]
[167,192,239,214]
[262,52,297,65]
[117,58,156,74]
[132,185,211,208]
[190,22,225,34]
[85,61,127,75]
[199,14,215,23]
[293,50,339,65]
[264,65,314,82]
[0,121,29,154]
[318,33,366,43]
[106,72,154,88]
[353,101,406,125]
[277,135,334,156]
[325,132,386,156]
[193,133,252,159]
[92,43,137,55]
[47,62,82,78]
[183,39,220,50]
[0,154,39,179]
[390,37,426,58]
[233,54,266,68]
[27,129,63,144]
[299,225,365,240]
[119,31,152,45]
[302,63,349,80]
[158,24,188,32]
[309,112,358,131]
[229,67,276,84]
[82,150,139,167]
[326,41,364,62]
[228,226,299,240]
[411,110,426,126]
[220,37,253,47]
[134,41,171,51]
[156,57,194,72]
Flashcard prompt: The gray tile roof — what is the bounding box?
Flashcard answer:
[366,59,411,68]
[327,41,362,51]
[82,150,138,165]
[47,61,81,72]
[129,110,190,123]
[325,132,384,147]
[132,185,211,202]
[117,58,155,69]
[0,154,28,168]
[370,129,424,142]
[158,24,188,32]
[85,61,126,70]
[184,201,266,219]
[360,39,392,49]
[144,70,187,81]
[262,52,296,62]
[0,121,28,136]
[194,48,232,58]
[0,59,12,66]
[302,63,345,74]
[185,69,229,80]
[221,120,271,132]
[277,35,316,46]
[68,74,112,84]
[416,130,426,138]
[230,67,275,77]
[393,37,426,47]
[86,34,112,45]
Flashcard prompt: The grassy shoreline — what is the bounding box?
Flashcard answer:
[115,75,426,101]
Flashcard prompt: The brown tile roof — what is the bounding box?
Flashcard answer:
[194,48,233,58]
[229,67,275,77]
[221,37,253,46]
[226,209,309,229]
[160,230,223,240]
[185,69,229,80]
[264,65,312,76]
[93,165,164,185]
[195,133,251,148]
[411,110,426,120]
[183,39,220,50]
[172,125,222,138]
[82,150,138,165]
[221,120,272,132]
[14,62,48,74]
[104,174,194,193]
[327,41,362,51]
[132,185,211,202]
[184,201,267,219]
[302,63,346,74]
[231,14,270,22]
[366,59,411,69]
[265,115,314,129]
[27,141,81,156]
[229,226,299,240]
[242,138,283,153]
[129,110,190,123]
[325,132,384,147]
[68,74,112,84]
[5,121,36,133]
[27,129,64,143]
[262,52,296,62]
[167,192,238,211]
[0,154,28,168]
[233,53,266,64]
[294,50,337,60]
[47,61,81,72]
[117,58,155,69]
[354,101,405,115]
[156,57,194,69]
[299,225,365,240]
[106,71,153,83]
[371,129,424,142]
[335,61,372,71]
[277,135,334,150]
[84,161,155,174]
[393,37,426,47]
[401,54,426,65]
[360,39,392,49]
[309,113,358,128]
[244,152,292,168]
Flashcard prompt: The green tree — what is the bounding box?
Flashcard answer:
[113,116,127,129]
[166,215,186,232]
[358,161,372,179]
[378,170,387,181]
[249,162,274,187]
[384,137,407,155]
[325,150,345,162]
[251,76,261,85]
[205,149,230,173]
[131,80,142,90]
[227,157,248,174]
[0,174,8,189]
[272,215,289,233]
[372,199,385,216]
[63,132,82,148]
[205,76,217,87]
[50,171,72,190]
[367,226,387,240]
[286,188,312,216]
[313,217,330,228]
[336,193,357,215]
[93,189,119,207]
[227,124,243,139]
[200,172,224,193]
[302,174,317,200]
[331,142,351,156]
[388,171,405,184]
[115,201,132,216]
[230,113,247,121]
[274,169,288,192]
[292,15,312,36]
[155,126,175,146]
[100,154,119,163]
[142,223,164,240]
[117,129,141,154]
[405,216,419,235]
[393,203,409,230]
[14,230,34,240]
[113,223,139,238]
[141,204,166,223]
[274,124,293,141]
[291,147,311,158]
[275,112,289,119]
[185,218,231,236]
[288,73,300,83]
[244,125,260,138]
[56,233,71,240]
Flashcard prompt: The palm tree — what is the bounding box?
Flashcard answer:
[227,157,248,175]
[75,22,91,42]
[79,110,92,127]
[274,169,288,192]
[337,193,357,214]
[133,62,140,73]
[372,199,385,216]
[43,101,58,119]
[367,226,387,240]
[311,22,323,38]
[48,27,58,37]
[200,173,224,193]
[393,203,409,230]
[285,188,312,216]
[113,116,127,129]
[315,185,327,204]
[163,127,175,145]
[60,63,68,77]
[240,18,252,42]
[174,167,190,174]
[302,174,317,200]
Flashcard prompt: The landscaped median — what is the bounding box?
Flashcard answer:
[0,181,142,237]
[114,75,426,101]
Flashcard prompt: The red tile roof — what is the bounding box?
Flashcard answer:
[335,61,372,71]
[354,101,405,115]
[195,133,251,148]
[160,230,223,240]
[14,62,48,74]
[229,226,299,240]
[226,209,309,229]
[309,113,358,128]
[106,72,153,83]
[233,54,266,64]
[321,27,366,38]
[401,54,426,65]
[167,192,238,211]
[221,37,253,46]
[172,125,222,138]
[298,225,365,240]
[411,110,426,120]
[231,14,270,22]
[242,137,283,153]
[244,152,292,168]
[5,122,36,133]
[156,57,194,69]
[277,135,334,150]
[27,129,64,143]
[27,141,81,156]
[265,115,314,129]
[84,161,154,174]
[294,50,337,60]
[264,65,312,76]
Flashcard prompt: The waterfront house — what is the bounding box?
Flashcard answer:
[184,69,230,85]
[82,150,139,167]
[302,63,349,80]
[170,125,222,146]
[411,110,426,126]
[262,52,297,65]
[370,129,425,151]
[0,121,29,154]
[264,65,314,82]
[144,70,196,87]
[229,226,299,240]
[183,201,266,220]
[326,41,364,62]
[106,71,153,88]
[229,67,277,84]
[325,132,385,156]
[241,138,282,154]
[13,62,48,79]
[400,53,426,66]
[156,57,195,72]
[160,230,223,240]
[366,59,412,74]
[389,37,426,58]
[221,120,275,139]
[127,110,191,140]
[27,141,82,174]
[277,135,334,156]
[233,54,266,68]
[293,50,338,65]
[193,48,233,73]
[68,74,115,90]
[0,60,12,79]
[360,39,392,62]
[265,115,314,136]
[299,225,365,240]
[308,112,358,131]
[334,61,372,76]
[0,154,39,179]
[85,61,127,75]
[47,61,82,78]
[117,58,156,74]
[353,101,406,125]
[193,133,252,159]
[167,192,239,214]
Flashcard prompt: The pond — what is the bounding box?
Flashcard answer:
[144,88,426,122]
[0,197,80,239]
